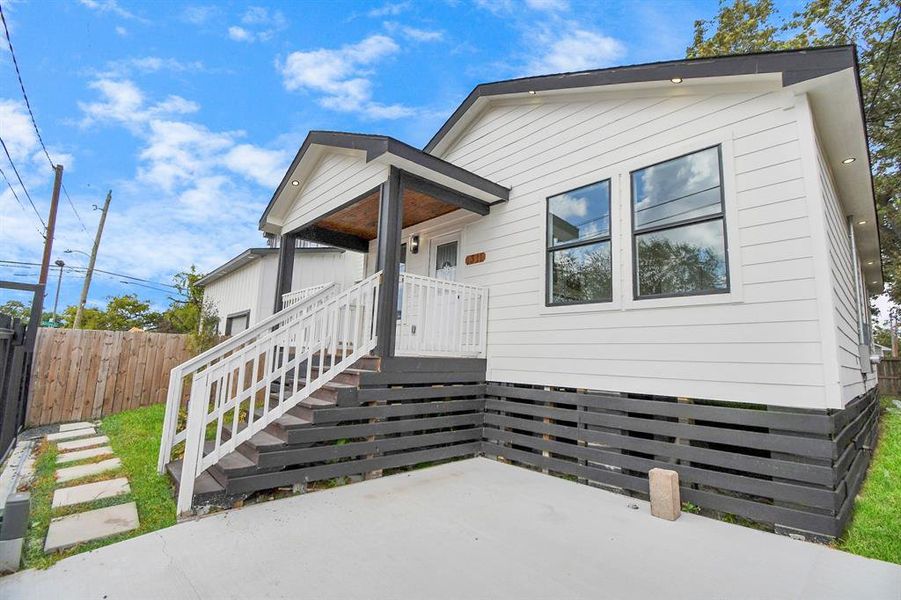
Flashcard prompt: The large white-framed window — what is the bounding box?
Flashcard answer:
[630,145,730,300]
[545,179,614,306]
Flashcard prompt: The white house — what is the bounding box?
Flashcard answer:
[163,47,881,538]
[197,244,363,335]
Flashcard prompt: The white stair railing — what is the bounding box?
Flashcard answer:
[282,282,333,308]
[396,272,488,358]
[168,272,382,514]
[157,282,340,476]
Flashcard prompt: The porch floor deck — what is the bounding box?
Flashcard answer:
[2,458,898,599]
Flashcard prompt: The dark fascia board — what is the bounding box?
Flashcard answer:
[423,45,857,153]
[259,131,509,229]
[197,246,346,287]
[297,226,370,253]
[400,172,490,216]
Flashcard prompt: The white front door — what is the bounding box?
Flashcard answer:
[430,232,461,281]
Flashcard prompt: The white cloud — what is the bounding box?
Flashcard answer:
[228,6,287,43]
[78,0,146,22]
[228,26,254,42]
[182,5,219,25]
[96,56,206,78]
[400,25,444,42]
[526,26,625,74]
[368,2,411,17]
[69,79,290,281]
[115,25,128,36]
[278,34,414,119]
[525,0,569,11]
[77,79,199,130]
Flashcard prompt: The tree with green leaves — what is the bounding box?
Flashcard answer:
[60,294,160,331]
[154,266,219,352]
[688,0,900,299]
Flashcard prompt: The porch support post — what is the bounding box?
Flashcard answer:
[374,166,403,357]
[273,232,297,313]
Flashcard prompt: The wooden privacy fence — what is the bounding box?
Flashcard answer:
[27,328,193,426]
[877,357,901,395]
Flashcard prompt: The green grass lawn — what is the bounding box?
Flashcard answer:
[836,396,901,565]
[22,404,176,569]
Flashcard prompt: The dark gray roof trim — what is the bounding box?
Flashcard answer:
[260,131,510,228]
[197,246,343,287]
[423,45,856,153]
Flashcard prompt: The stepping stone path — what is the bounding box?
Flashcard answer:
[41,424,140,553]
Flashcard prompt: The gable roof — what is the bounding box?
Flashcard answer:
[196,246,343,287]
[259,131,509,231]
[423,46,857,154]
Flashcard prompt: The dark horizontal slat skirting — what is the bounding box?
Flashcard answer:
[183,368,879,541]
[483,382,879,539]
[227,442,481,495]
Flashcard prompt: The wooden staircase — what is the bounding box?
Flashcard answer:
[166,354,379,506]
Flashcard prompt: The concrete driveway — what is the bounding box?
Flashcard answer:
[1,457,898,599]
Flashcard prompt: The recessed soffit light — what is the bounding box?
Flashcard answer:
[291,180,300,186]
[670,77,683,84]
[842,157,856,164]
[528,90,537,95]
[858,220,867,225]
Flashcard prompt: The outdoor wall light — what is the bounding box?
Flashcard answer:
[291,180,300,186]
[842,157,856,164]
[858,220,867,225]
[528,90,536,95]
[670,77,683,84]
[410,234,420,254]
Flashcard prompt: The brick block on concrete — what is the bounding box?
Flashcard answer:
[649,468,681,521]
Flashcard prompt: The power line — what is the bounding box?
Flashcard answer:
[0,0,53,168]
[0,133,46,230]
[0,260,179,289]
[0,0,90,236]
[0,164,46,238]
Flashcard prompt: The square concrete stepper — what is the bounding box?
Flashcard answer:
[55,458,121,484]
[52,478,131,509]
[57,446,114,464]
[46,428,96,442]
[44,502,139,552]
[57,436,109,452]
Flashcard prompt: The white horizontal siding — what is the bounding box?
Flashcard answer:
[817,140,876,403]
[282,151,388,234]
[439,88,831,408]
[203,260,262,335]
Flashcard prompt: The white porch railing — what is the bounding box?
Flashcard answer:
[282,282,333,308]
[158,274,381,514]
[396,272,488,358]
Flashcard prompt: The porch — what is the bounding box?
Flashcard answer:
[263,131,509,360]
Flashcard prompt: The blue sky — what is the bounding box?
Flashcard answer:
[0,0,806,314]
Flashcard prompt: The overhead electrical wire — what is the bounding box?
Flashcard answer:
[0,134,46,230]
[0,164,47,238]
[0,0,90,235]
[0,259,180,289]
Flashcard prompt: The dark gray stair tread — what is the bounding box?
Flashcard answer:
[249,428,287,448]
[201,441,255,471]
[299,396,336,409]
[275,412,311,429]
[166,460,225,495]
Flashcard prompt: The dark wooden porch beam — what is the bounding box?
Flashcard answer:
[296,226,370,253]
[400,172,490,216]
[273,232,297,313]
[374,166,403,357]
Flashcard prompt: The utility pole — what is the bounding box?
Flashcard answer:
[74,190,111,329]
[37,165,64,287]
[51,259,65,327]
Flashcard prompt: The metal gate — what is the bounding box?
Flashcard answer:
[0,281,42,462]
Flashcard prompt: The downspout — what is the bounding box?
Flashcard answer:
[847,216,870,372]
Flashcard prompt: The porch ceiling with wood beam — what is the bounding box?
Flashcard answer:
[259,131,510,238]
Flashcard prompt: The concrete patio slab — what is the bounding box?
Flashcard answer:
[44,502,139,552]
[46,428,96,442]
[51,478,131,509]
[2,458,898,599]
[56,446,113,464]
[58,422,94,432]
[57,435,109,452]
[55,458,121,483]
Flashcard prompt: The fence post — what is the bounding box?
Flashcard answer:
[176,371,208,516]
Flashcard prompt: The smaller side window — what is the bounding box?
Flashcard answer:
[546,179,613,305]
[631,146,729,299]
[225,311,250,335]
